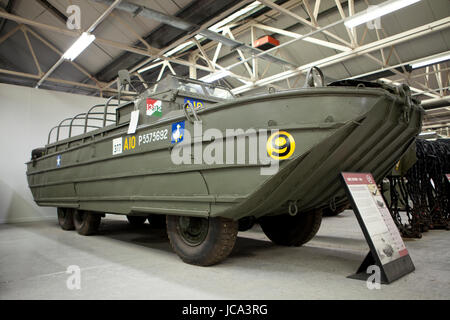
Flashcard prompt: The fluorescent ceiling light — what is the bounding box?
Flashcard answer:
[162,1,262,57]
[63,32,96,61]
[200,71,231,83]
[164,41,194,57]
[163,34,203,58]
[209,1,261,32]
[138,60,163,74]
[344,0,421,28]
[137,1,264,74]
[411,51,450,69]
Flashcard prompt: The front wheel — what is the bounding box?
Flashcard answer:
[259,209,322,246]
[166,216,238,266]
[73,210,101,236]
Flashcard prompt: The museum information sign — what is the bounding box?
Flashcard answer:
[341,172,415,284]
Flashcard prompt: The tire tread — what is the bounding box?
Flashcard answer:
[167,216,238,266]
[74,211,101,236]
[260,209,322,247]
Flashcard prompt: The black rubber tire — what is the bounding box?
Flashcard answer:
[57,208,75,230]
[166,216,238,266]
[148,215,166,228]
[73,210,101,236]
[259,209,322,246]
[127,215,147,225]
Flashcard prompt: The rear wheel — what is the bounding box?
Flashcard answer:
[73,210,101,236]
[259,209,322,246]
[57,208,75,230]
[127,215,147,225]
[166,215,238,266]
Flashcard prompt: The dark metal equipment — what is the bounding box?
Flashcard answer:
[383,139,450,238]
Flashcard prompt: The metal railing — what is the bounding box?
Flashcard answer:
[47,96,118,145]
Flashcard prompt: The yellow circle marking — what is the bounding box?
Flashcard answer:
[266,131,295,160]
[275,136,286,146]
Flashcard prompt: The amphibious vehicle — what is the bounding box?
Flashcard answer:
[26,68,423,266]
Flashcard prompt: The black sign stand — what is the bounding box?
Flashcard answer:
[341,173,415,284]
[348,252,388,284]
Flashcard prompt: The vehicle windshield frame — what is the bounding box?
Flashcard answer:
[151,75,235,100]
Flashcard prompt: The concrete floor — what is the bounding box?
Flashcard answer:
[0,210,449,300]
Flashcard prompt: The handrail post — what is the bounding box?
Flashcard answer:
[48,100,118,145]
[104,96,116,127]
[48,127,55,145]
[84,104,101,133]
[69,117,75,138]
[56,123,62,142]
[53,118,72,144]
[84,110,90,133]
[70,113,86,138]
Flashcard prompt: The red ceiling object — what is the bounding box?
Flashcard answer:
[253,35,280,51]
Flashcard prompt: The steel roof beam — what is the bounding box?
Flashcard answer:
[380,78,439,99]
[251,23,350,52]
[345,53,450,100]
[230,17,450,94]
[35,0,122,88]
[258,0,352,47]
[95,0,251,82]
[35,0,67,24]
[421,96,450,109]
[347,51,450,81]
[92,0,296,68]
[0,10,253,91]
[112,0,253,85]
[0,67,132,95]
[188,0,304,60]
[23,26,101,87]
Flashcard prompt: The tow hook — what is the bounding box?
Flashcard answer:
[288,200,298,216]
[397,84,412,123]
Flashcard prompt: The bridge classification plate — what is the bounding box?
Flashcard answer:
[341,172,415,284]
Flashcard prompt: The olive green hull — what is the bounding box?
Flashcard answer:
[26,87,422,220]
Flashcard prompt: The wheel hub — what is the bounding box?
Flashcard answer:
[178,216,209,246]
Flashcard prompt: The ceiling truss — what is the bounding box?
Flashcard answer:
[0,0,449,132]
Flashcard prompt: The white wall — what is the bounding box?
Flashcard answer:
[0,83,113,223]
